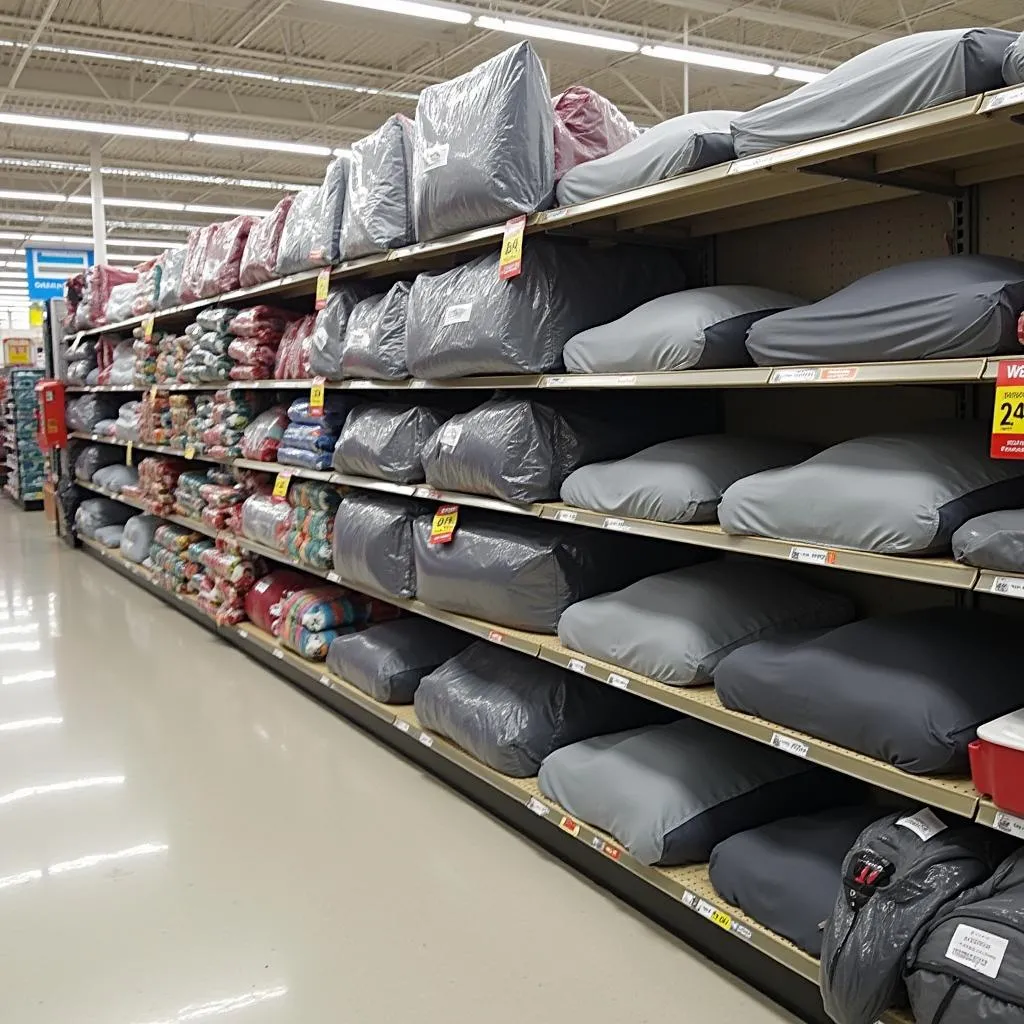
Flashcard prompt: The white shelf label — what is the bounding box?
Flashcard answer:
[272,649,284,660]
[567,658,587,675]
[603,517,629,531]
[326,571,340,583]
[770,367,819,384]
[770,732,809,758]
[527,797,549,817]
[542,376,569,388]
[237,628,249,640]
[607,673,630,690]
[395,720,411,733]
[681,890,697,909]
[554,510,577,523]
[319,674,331,688]
[983,85,1024,112]
[896,808,948,843]
[993,811,1024,838]
[945,923,1008,979]
[788,545,835,566]
[409,379,426,389]
[418,733,434,748]
[729,152,778,174]
[615,374,638,386]
[991,576,1024,599]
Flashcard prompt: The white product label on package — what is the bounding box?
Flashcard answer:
[993,811,1024,839]
[439,423,463,449]
[770,732,809,758]
[441,302,473,326]
[348,328,370,348]
[945,924,1008,979]
[896,808,948,843]
[991,576,1024,598]
[420,143,449,170]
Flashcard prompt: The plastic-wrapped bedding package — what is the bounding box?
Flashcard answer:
[414,642,675,776]
[332,493,429,598]
[709,806,884,957]
[91,464,139,494]
[244,570,310,634]
[412,513,706,634]
[93,524,125,548]
[276,584,388,661]
[952,510,1024,571]
[405,239,685,378]
[732,29,1014,158]
[719,421,1024,556]
[158,247,186,309]
[75,497,134,538]
[179,224,217,304]
[115,401,142,441]
[239,195,293,288]
[820,812,1011,1024]
[274,314,317,379]
[563,286,806,373]
[339,281,411,380]
[1006,34,1024,85]
[557,560,855,688]
[326,619,469,704]
[419,394,713,503]
[120,514,161,564]
[282,423,339,452]
[199,215,257,297]
[714,607,1024,776]
[333,404,448,484]
[538,718,834,866]
[555,111,738,206]
[67,395,120,432]
[340,114,415,259]
[413,42,553,242]
[309,283,376,379]
[560,435,816,524]
[552,86,639,181]
[274,157,349,276]
[241,493,292,552]
[746,256,1024,366]
[73,443,121,482]
[287,395,356,432]
[906,848,1024,1024]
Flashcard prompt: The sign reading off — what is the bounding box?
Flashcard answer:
[25,248,94,300]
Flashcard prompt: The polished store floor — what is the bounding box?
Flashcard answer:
[0,503,796,1024]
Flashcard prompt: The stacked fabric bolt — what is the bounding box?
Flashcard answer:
[198,390,262,459]
[240,481,342,570]
[156,333,189,384]
[244,569,313,633]
[138,390,171,445]
[273,314,317,379]
[227,306,297,381]
[145,525,211,595]
[168,394,194,449]
[195,538,266,625]
[97,338,136,387]
[239,406,290,462]
[184,395,215,453]
[180,308,239,384]
[131,326,160,386]
[129,457,187,515]
[276,583,400,660]
[173,470,209,521]
[277,398,348,471]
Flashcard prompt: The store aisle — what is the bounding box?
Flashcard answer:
[0,504,796,1024]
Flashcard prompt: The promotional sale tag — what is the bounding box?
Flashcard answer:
[309,376,326,418]
[272,472,292,499]
[429,504,459,544]
[143,317,154,341]
[315,268,331,311]
[498,215,526,280]
[991,359,1024,458]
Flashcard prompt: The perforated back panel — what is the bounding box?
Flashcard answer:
[979,176,1024,259]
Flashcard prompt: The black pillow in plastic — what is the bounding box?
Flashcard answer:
[73,443,122,482]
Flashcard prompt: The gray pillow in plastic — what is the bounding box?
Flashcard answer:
[555,110,738,207]
[714,607,1024,775]
[952,510,1024,571]
[309,282,376,379]
[563,285,805,373]
[906,849,1024,1024]
[91,464,139,493]
[67,395,119,432]
[746,255,1024,366]
[340,281,411,380]
[709,806,885,957]
[538,718,834,866]
[405,239,685,378]
[333,404,447,484]
[340,114,415,259]
[1005,34,1024,85]
[75,497,134,538]
[73,443,121,482]
[414,642,674,776]
[332,493,429,598]
[120,514,161,564]
[413,42,553,242]
[93,524,125,548]
[326,619,469,704]
[560,435,816,524]
[274,157,348,276]
[821,811,1010,1024]
[558,560,855,687]
[732,29,1015,157]
[159,247,185,309]
[719,422,1024,556]
[412,513,704,633]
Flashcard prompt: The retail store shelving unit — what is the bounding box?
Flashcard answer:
[63,81,1024,1024]
[3,368,44,511]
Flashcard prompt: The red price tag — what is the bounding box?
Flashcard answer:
[992,359,1024,458]
[498,215,526,280]
[429,504,459,544]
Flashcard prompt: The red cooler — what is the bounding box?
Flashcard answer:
[970,710,1024,815]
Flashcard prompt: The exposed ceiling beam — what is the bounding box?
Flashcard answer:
[0,0,59,112]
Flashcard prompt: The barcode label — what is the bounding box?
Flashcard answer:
[555,510,578,523]
[567,658,587,674]
[789,546,835,566]
[991,576,1024,598]
[993,811,1024,838]
[770,732,809,758]
[607,673,630,690]
[527,797,549,817]
[945,924,1008,979]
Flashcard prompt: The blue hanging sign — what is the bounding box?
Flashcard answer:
[25,247,94,300]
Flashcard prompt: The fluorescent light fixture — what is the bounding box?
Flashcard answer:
[0,271,24,278]
[65,195,187,211]
[321,0,471,23]
[333,147,352,158]
[0,112,189,141]
[185,203,271,216]
[191,132,332,157]
[108,238,182,249]
[0,188,65,202]
[49,842,167,875]
[474,15,638,52]
[0,717,62,732]
[641,44,775,75]
[775,66,827,83]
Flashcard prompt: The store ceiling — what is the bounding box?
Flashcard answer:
[0,0,1019,272]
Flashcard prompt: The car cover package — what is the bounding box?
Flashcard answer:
[715,607,1024,776]
[555,110,738,207]
[414,642,675,776]
[719,422,1024,556]
[746,256,1024,365]
[906,848,1024,1023]
[333,403,448,484]
[340,114,415,258]
[413,42,554,241]
[538,718,836,866]
[557,560,855,687]
[309,282,377,379]
[732,29,1014,157]
[820,810,1011,1024]
[952,510,1024,571]
[405,239,685,378]
[419,394,715,503]
[274,157,349,276]
[340,281,411,380]
[411,512,706,633]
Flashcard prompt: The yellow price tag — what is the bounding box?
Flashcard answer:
[309,376,326,418]
[143,317,154,341]
[184,446,195,460]
[991,359,1024,459]
[125,440,133,466]
[149,384,158,402]
[429,503,459,545]
[710,908,732,932]
[315,268,331,310]
[498,214,526,280]
[272,472,292,499]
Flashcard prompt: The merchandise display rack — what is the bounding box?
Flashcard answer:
[3,368,44,511]
[62,79,1024,1024]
